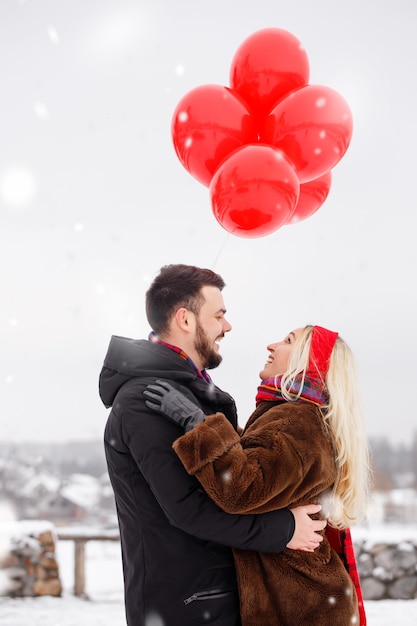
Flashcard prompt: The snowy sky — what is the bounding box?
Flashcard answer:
[1,0,416,444]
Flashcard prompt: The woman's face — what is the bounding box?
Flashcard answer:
[259,328,304,380]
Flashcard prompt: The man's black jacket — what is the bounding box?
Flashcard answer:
[99,336,295,626]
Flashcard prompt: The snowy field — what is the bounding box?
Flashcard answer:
[1,531,417,625]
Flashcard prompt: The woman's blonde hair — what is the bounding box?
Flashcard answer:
[280,325,372,528]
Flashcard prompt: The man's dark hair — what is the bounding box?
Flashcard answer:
[145,264,225,336]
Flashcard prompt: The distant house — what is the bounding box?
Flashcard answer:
[38,474,101,525]
[370,488,417,523]
[20,473,60,500]
[38,492,87,524]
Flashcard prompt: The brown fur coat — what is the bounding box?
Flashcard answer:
[173,400,359,626]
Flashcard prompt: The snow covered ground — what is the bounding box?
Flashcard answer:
[0,529,417,625]
[1,593,416,626]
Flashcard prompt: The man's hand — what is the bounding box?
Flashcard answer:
[287,504,327,552]
[144,379,206,432]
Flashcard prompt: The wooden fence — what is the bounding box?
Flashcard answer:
[57,529,120,597]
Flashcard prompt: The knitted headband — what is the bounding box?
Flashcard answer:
[307,325,339,379]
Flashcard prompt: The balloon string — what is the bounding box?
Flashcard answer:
[211,231,231,269]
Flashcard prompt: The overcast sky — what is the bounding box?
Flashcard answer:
[1,0,416,445]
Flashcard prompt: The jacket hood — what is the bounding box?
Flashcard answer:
[99,335,207,409]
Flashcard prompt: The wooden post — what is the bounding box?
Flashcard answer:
[73,539,87,597]
[57,531,120,597]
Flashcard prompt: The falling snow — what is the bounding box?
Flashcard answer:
[0,515,416,625]
[0,535,416,625]
[0,3,416,624]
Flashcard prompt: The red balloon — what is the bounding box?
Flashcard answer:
[230,28,310,122]
[210,144,300,238]
[171,84,256,187]
[262,84,353,183]
[286,171,332,225]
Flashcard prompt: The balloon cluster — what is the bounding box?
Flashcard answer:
[172,28,353,238]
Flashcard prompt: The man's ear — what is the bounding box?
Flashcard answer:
[174,307,195,333]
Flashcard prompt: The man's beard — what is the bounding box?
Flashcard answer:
[195,319,222,370]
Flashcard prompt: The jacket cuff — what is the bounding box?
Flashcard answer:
[173,413,240,475]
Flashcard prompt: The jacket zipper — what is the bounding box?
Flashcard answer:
[184,588,234,605]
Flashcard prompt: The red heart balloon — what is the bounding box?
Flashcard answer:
[262,84,353,183]
[230,28,310,124]
[210,144,300,238]
[286,171,332,225]
[171,84,257,187]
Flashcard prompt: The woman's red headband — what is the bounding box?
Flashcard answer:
[307,325,339,379]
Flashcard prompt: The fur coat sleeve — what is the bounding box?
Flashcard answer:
[172,401,336,514]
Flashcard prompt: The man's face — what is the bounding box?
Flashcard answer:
[193,286,232,370]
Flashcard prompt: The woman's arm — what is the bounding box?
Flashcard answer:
[173,404,335,514]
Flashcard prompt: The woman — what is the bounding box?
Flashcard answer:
[144,325,371,626]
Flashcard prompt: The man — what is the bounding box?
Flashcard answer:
[99,264,326,626]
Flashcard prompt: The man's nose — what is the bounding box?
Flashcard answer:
[223,318,232,333]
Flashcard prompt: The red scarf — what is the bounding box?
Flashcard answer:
[326,526,367,626]
[256,374,328,407]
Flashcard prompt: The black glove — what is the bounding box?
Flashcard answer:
[144,379,206,432]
